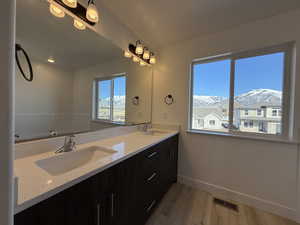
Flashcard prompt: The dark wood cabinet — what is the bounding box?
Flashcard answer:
[14,134,179,225]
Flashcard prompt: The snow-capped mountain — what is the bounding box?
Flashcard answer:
[234,89,282,107]
[193,96,226,107]
[193,89,282,107]
[99,96,126,108]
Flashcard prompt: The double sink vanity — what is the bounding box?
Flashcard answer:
[14,1,178,225]
[14,126,179,225]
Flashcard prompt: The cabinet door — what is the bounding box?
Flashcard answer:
[14,205,41,225]
[94,167,116,225]
[112,155,139,225]
[14,190,67,225]
[64,177,98,225]
[170,135,179,183]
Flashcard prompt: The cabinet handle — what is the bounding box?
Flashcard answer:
[147,151,157,158]
[111,193,115,218]
[147,172,157,182]
[97,203,101,225]
[147,200,156,212]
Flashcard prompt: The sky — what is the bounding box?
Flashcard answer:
[193,52,284,97]
[99,76,126,99]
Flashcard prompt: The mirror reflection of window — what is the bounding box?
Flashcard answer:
[96,75,126,123]
[98,79,112,120]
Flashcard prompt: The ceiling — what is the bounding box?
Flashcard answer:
[16,0,122,71]
[101,0,300,48]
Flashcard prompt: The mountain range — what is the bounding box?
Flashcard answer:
[99,95,125,108]
[193,89,282,108]
[99,89,282,108]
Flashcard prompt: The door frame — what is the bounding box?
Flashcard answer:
[0,1,15,225]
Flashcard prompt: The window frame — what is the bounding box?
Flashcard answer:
[93,73,127,124]
[188,42,294,140]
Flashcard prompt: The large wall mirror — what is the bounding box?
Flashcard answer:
[15,0,153,142]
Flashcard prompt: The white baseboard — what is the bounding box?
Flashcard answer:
[178,175,297,222]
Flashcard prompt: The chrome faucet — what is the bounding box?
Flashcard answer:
[141,123,151,132]
[55,135,76,154]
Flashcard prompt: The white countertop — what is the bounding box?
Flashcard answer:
[14,129,178,214]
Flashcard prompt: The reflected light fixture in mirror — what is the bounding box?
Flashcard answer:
[124,50,131,58]
[74,19,86,30]
[143,49,150,60]
[135,41,143,55]
[48,57,55,63]
[49,3,65,18]
[133,56,140,63]
[86,0,99,23]
[62,0,77,8]
[150,53,156,64]
[140,61,146,66]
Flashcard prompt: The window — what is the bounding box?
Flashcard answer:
[272,109,278,117]
[249,120,254,128]
[94,75,126,123]
[209,120,215,126]
[257,109,262,116]
[190,43,292,138]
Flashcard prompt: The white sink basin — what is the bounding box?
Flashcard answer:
[35,146,117,176]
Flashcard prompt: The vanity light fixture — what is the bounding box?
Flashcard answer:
[143,48,150,60]
[62,0,77,8]
[135,40,143,55]
[150,53,156,65]
[48,0,97,32]
[124,41,157,66]
[74,19,86,30]
[124,50,131,58]
[48,57,55,63]
[49,3,65,18]
[86,0,99,23]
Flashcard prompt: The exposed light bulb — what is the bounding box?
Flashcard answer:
[135,42,143,55]
[48,57,55,63]
[124,50,131,58]
[73,19,86,30]
[140,61,146,66]
[150,55,156,64]
[62,0,77,8]
[143,49,150,60]
[86,1,99,23]
[49,3,65,18]
[133,56,140,63]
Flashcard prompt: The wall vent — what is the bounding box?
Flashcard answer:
[213,198,239,212]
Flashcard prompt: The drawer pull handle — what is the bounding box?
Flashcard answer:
[97,203,101,225]
[147,200,156,212]
[147,172,157,182]
[147,152,157,158]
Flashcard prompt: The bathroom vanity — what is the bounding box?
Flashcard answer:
[14,1,178,224]
[14,129,178,225]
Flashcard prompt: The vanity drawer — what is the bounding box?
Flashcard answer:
[135,189,159,225]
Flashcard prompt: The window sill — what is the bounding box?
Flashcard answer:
[91,120,126,126]
[186,129,299,145]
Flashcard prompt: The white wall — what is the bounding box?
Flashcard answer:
[78,0,143,52]
[0,0,15,224]
[152,9,300,221]
[73,58,153,126]
[15,60,74,139]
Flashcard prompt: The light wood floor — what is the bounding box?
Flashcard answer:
[146,183,299,225]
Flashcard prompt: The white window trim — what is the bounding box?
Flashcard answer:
[188,42,295,141]
[92,73,126,124]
